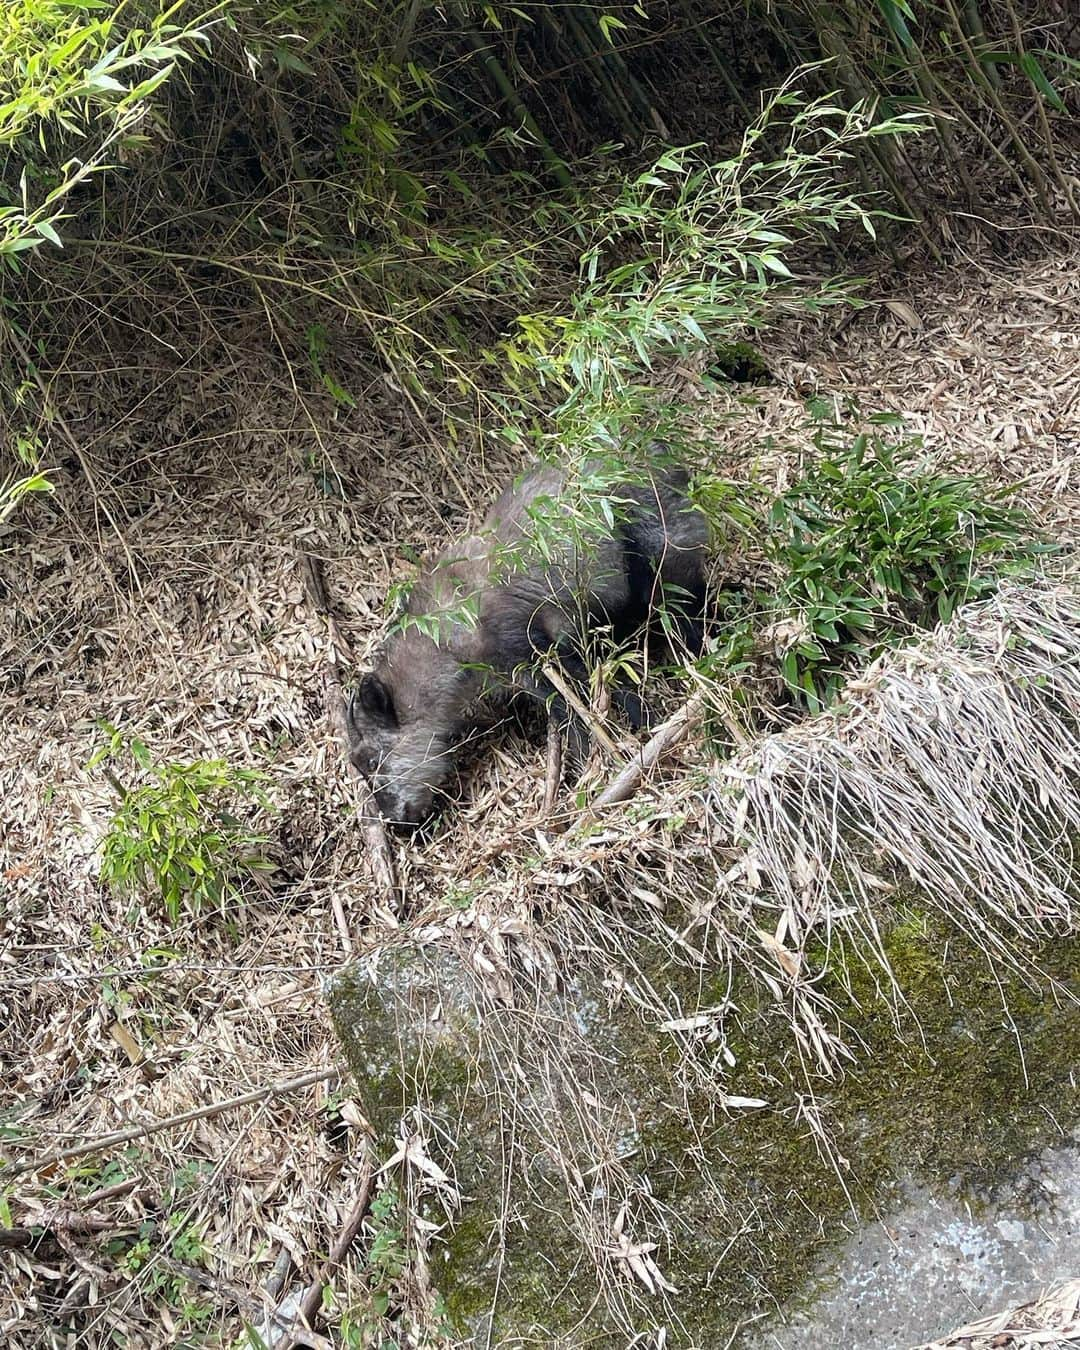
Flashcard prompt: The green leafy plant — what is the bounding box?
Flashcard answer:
[762,426,1046,708]
[0,425,52,527]
[337,1182,409,1347]
[306,323,357,409]
[0,468,52,525]
[473,82,929,590]
[380,82,927,649]
[92,727,275,922]
[0,0,215,262]
[116,1206,213,1333]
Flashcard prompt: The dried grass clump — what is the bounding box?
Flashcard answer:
[916,1278,1080,1348]
[703,566,1080,1053]
[530,567,1080,1068]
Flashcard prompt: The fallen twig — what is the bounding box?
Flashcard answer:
[0,1214,116,1248]
[300,551,400,919]
[542,715,563,817]
[587,693,704,814]
[279,1163,377,1349]
[1,1065,341,1181]
[264,1245,293,1302]
[82,1177,143,1207]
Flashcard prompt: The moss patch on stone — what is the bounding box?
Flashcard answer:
[329,909,1080,1346]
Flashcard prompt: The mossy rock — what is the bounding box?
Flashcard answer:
[328,915,1080,1347]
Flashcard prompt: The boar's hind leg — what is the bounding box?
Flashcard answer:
[612,686,650,730]
[655,564,707,660]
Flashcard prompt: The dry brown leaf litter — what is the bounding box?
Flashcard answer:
[1,241,1078,1347]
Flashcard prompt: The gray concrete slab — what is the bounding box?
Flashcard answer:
[750,1133,1080,1349]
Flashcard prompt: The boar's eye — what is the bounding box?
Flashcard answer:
[356,672,397,726]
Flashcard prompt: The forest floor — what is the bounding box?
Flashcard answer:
[1,236,1078,1347]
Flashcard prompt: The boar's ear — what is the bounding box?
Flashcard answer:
[355,671,397,726]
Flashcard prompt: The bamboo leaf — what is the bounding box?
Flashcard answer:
[1020,52,1066,111]
[761,254,794,278]
[597,14,628,45]
[875,0,916,49]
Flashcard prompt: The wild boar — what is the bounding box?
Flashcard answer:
[346,457,708,827]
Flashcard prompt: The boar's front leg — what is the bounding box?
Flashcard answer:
[521,613,595,773]
[611,686,650,730]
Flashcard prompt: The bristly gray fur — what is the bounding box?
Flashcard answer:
[346,457,709,827]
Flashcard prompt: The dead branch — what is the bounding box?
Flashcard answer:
[279,1163,377,1349]
[541,661,624,761]
[0,1215,116,1248]
[300,551,400,916]
[587,693,704,814]
[1,1065,341,1181]
[264,1245,294,1302]
[542,715,564,817]
[82,1178,144,1207]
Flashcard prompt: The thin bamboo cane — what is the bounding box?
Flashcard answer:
[576,5,671,138]
[960,0,1001,88]
[462,27,573,188]
[1001,0,1079,216]
[563,5,642,144]
[937,0,1055,212]
[676,0,757,125]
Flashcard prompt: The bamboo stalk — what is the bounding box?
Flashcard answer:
[563,5,641,143]
[587,693,704,814]
[1001,0,1079,217]
[937,0,1055,213]
[930,71,1044,214]
[575,5,670,138]
[462,28,572,188]
[1,1066,342,1181]
[678,0,756,124]
[898,43,980,204]
[535,7,593,144]
[390,0,425,72]
[960,0,1001,88]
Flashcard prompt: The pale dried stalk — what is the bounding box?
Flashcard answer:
[541,660,624,761]
[589,692,704,812]
[916,1275,1080,1347]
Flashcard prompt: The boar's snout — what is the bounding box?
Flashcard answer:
[346,677,454,831]
[370,782,435,832]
